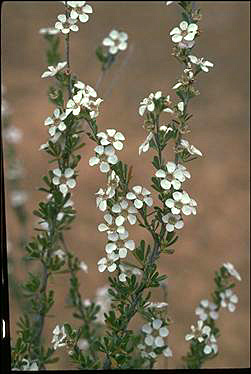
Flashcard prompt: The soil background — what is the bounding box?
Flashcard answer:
[1,1,250,369]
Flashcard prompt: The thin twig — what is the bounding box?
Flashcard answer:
[65,4,71,98]
[103,43,135,99]
[95,69,106,91]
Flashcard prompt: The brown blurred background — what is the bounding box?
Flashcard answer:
[1,1,250,369]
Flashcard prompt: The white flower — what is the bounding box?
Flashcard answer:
[3,126,22,144]
[137,343,155,359]
[170,21,198,45]
[139,132,154,156]
[97,252,119,273]
[145,301,168,309]
[163,347,173,357]
[165,191,194,216]
[184,64,194,79]
[82,298,91,307]
[52,167,76,195]
[44,108,67,137]
[118,263,142,282]
[1,99,11,118]
[10,190,28,207]
[195,299,219,321]
[141,319,170,355]
[53,249,66,261]
[180,138,203,157]
[37,220,49,231]
[55,14,79,34]
[83,97,103,118]
[105,231,135,259]
[118,272,127,282]
[219,289,239,312]
[162,212,184,232]
[155,161,190,190]
[39,131,62,150]
[126,186,153,209]
[96,188,110,212]
[39,27,60,35]
[166,1,174,5]
[162,95,174,113]
[15,359,39,371]
[102,29,128,55]
[111,199,138,225]
[188,55,214,72]
[80,260,88,273]
[175,164,191,182]
[139,91,162,116]
[6,159,24,180]
[172,82,183,90]
[65,91,83,117]
[95,285,111,324]
[41,61,67,78]
[203,334,218,355]
[159,125,173,133]
[95,174,119,211]
[51,325,67,350]
[223,262,242,281]
[77,339,89,351]
[97,129,125,151]
[56,212,64,221]
[185,320,211,343]
[68,1,93,23]
[98,213,125,235]
[89,145,118,173]
[177,101,184,113]
[74,81,97,98]
[107,171,120,197]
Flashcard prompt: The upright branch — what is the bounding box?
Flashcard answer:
[10,1,242,371]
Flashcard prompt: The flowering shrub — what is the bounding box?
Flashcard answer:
[6,1,242,370]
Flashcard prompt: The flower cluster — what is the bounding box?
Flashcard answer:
[55,1,93,34]
[12,359,39,371]
[65,81,103,119]
[102,29,128,55]
[96,181,154,273]
[83,285,112,324]
[138,318,172,360]
[40,80,103,151]
[51,325,67,350]
[138,87,199,235]
[185,320,218,355]
[89,123,154,275]
[139,91,173,117]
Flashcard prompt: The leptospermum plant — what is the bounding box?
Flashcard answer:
[9,1,242,370]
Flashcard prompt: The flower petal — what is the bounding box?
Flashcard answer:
[89,156,99,166]
[125,240,135,251]
[105,243,116,254]
[134,199,143,209]
[172,34,183,43]
[115,216,125,226]
[133,185,142,194]
[100,162,110,173]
